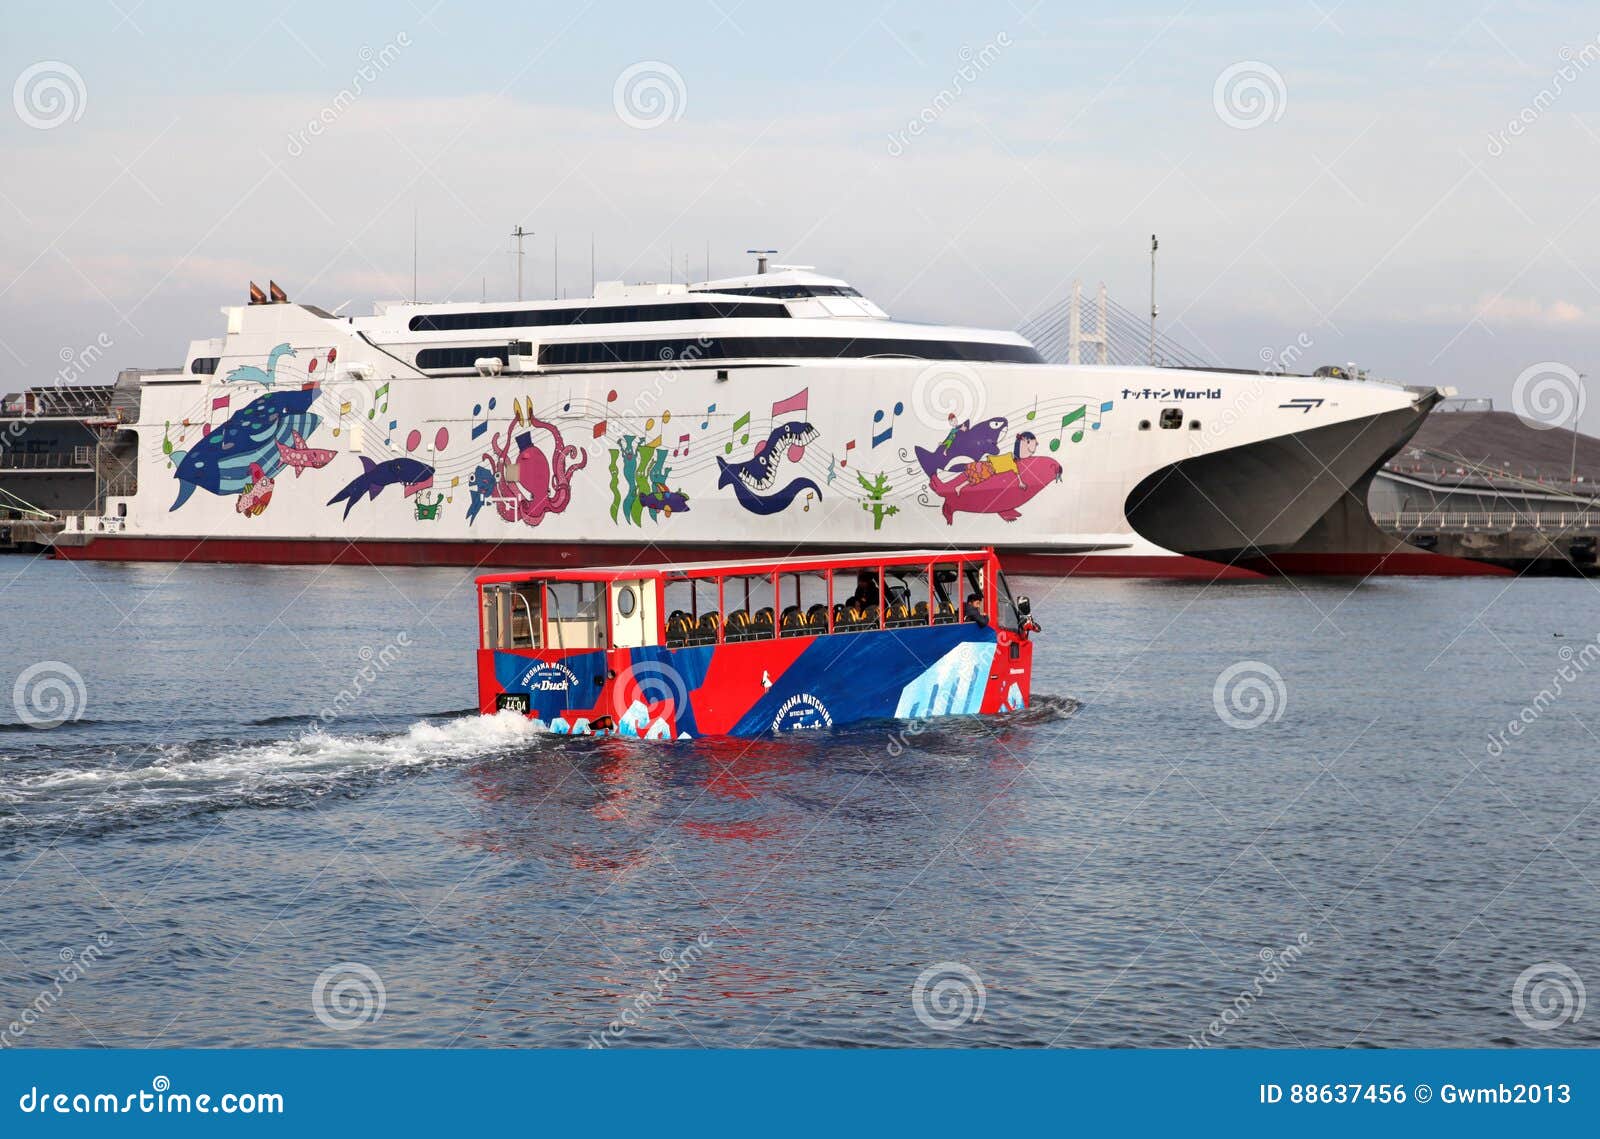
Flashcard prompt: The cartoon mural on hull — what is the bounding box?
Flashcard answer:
[169,388,321,511]
[483,406,587,528]
[276,431,336,477]
[327,456,435,519]
[913,416,1062,524]
[609,435,690,525]
[716,422,822,516]
[235,464,274,517]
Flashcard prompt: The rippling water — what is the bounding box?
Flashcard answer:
[1,558,1596,1048]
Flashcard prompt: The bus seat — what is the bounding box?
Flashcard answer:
[779,606,807,636]
[806,604,830,631]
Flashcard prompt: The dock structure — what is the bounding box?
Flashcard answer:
[1371,401,1600,574]
[0,376,139,552]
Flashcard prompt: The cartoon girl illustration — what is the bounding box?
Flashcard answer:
[966,431,1039,486]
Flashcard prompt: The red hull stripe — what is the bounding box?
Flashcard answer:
[51,536,1511,578]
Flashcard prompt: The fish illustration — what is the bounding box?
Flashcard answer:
[914,416,1009,479]
[235,463,274,517]
[169,388,320,511]
[224,343,296,387]
[638,482,690,517]
[715,422,822,517]
[465,464,496,525]
[326,455,435,520]
[275,431,336,477]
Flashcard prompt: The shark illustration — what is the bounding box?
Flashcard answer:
[715,421,822,516]
[638,482,690,517]
[914,416,1010,479]
[224,343,296,387]
[169,388,320,511]
[275,431,336,477]
[326,456,435,520]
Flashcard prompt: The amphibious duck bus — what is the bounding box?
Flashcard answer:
[476,548,1037,739]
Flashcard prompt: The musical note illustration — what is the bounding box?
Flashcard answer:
[802,490,814,512]
[672,433,692,457]
[385,418,397,447]
[448,475,458,503]
[871,401,904,448]
[725,411,752,454]
[368,382,390,419]
[827,454,837,485]
[1049,405,1087,452]
[471,397,498,441]
[1091,399,1113,428]
[1026,396,1039,422]
[841,439,857,467]
[701,403,717,430]
[332,400,351,437]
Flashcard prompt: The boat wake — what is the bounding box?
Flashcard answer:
[0,711,543,837]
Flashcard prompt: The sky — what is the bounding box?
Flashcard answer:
[3,0,1599,428]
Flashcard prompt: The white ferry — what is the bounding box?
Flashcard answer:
[56,259,1473,577]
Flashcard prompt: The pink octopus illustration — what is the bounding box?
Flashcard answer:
[484,413,588,527]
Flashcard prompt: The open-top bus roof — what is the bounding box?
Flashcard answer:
[475,548,996,586]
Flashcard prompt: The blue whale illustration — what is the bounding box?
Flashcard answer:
[327,455,435,519]
[716,421,821,517]
[914,416,1009,479]
[169,388,321,511]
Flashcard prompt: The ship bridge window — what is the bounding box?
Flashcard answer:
[1160,408,1184,429]
[415,343,533,371]
[408,300,787,332]
[482,582,543,649]
[189,357,219,375]
[696,284,863,300]
[537,336,1042,367]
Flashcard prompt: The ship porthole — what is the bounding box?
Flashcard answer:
[616,586,637,618]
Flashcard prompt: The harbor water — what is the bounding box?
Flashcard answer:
[1,558,1596,1048]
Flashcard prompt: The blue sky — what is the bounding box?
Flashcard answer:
[3,1,1599,426]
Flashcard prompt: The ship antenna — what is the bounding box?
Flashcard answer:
[412,206,418,303]
[510,225,532,301]
[1148,234,1163,366]
[748,248,777,275]
[553,233,558,299]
